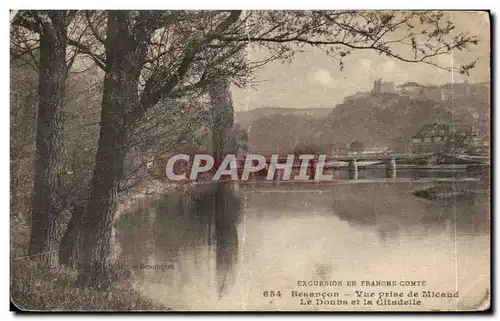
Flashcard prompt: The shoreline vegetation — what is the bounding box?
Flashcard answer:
[413,185,475,201]
[10,179,188,311]
[412,178,489,201]
[10,259,168,311]
[11,178,232,311]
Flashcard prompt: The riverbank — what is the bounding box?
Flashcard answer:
[10,260,167,311]
[10,213,169,311]
[115,177,194,219]
[9,177,186,311]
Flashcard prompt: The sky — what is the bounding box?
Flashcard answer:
[231,11,491,111]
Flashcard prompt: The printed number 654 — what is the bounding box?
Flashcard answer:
[263,291,282,298]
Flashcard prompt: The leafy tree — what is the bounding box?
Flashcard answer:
[11,11,81,267]
[349,140,364,153]
[76,10,480,287]
[233,124,249,157]
[10,55,38,219]
[12,10,481,285]
[294,144,326,155]
[445,130,470,155]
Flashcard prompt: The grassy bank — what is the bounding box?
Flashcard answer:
[10,260,168,311]
[10,212,169,311]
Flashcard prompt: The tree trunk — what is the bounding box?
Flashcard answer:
[59,194,87,268]
[78,11,144,288]
[210,78,235,160]
[28,12,69,267]
[208,78,239,296]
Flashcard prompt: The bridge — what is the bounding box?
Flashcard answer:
[248,151,488,181]
[252,152,437,180]
[326,152,436,180]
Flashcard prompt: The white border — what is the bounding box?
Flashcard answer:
[2,1,498,320]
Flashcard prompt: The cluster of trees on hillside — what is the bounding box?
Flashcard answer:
[243,85,489,154]
[10,10,480,288]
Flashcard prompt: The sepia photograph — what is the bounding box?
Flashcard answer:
[8,9,491,312]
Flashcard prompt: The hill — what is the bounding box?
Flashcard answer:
[243,113,326,154]
[320,93,489,151]
[234,107,332,130]
[237,91,490,154]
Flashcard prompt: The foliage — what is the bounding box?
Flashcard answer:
[11,260,167,311]
[10,58,38,221]
[9,9,484,292]
[294,143,326,155]
[348,140,364,153]
[12,10,477,128]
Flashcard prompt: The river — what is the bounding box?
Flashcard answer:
[116,172,490,311]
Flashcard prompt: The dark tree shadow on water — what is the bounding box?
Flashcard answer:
[183,182,242,299]
[116,182,242,300]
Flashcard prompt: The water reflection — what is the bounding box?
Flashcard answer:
[117,180,490,311]
[330,183,490,242]
[117,183,242,307]
[213,184,240,297]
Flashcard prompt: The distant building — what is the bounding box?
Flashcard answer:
[440,81,489,101]
[380,81,395,93]
[408,122,487,155]
[398,82,426,99]
[373,79,382,94]
[396,81,491,102]
[373,79,395,95]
